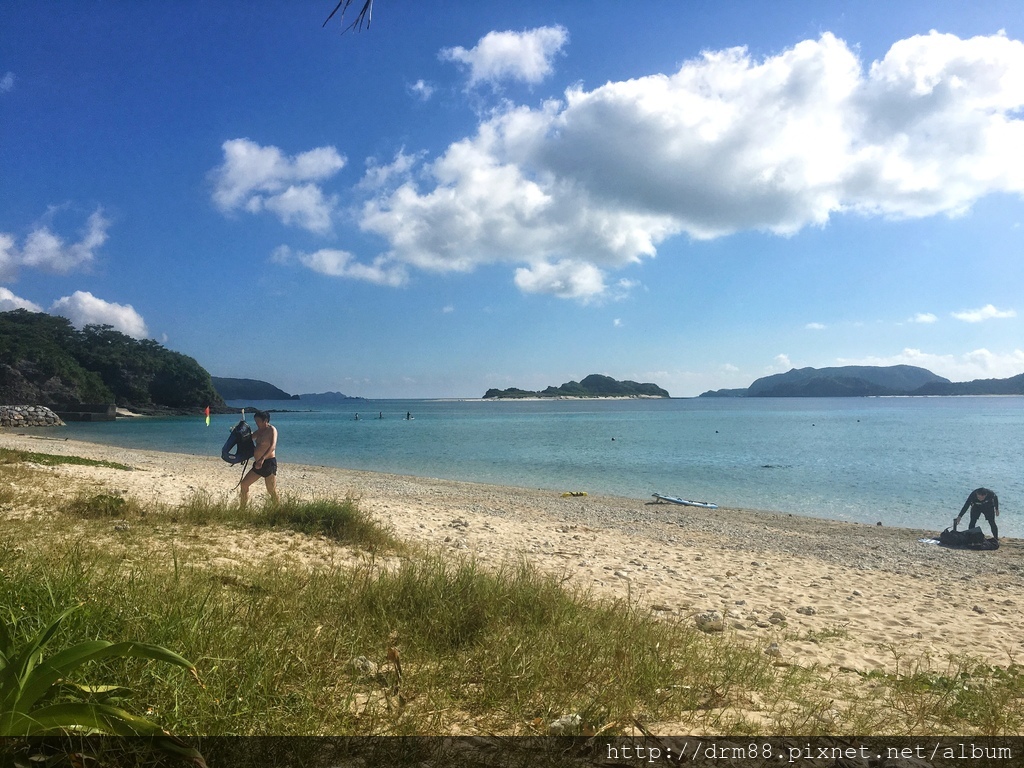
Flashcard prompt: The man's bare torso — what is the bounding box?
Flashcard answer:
[255,424,277,460]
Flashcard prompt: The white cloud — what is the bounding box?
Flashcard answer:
[909,312,939,323]
[440,25,568,86]
[408,79,435,100]
[271,245,407,287]
[951,304,1017,322]
[514,259,606,301]
[49,291,148,339]
[773,354,793,370]
[0,72,13,93]
[0,233,18,282]
[210,139,345,234]
[16,208,110,275]
[0,287,42,312]
[806,322,827,330]
[359,149,423,191]
[359,30,1024,301]
[838,347,1024,381]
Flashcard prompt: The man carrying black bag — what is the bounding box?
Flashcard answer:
[956,487,1000,543]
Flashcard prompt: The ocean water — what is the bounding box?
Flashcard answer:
[34,396,1024,537]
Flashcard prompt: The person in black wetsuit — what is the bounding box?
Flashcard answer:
[956,487,999,542]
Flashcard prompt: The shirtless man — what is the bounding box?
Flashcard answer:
[240,410,279,508]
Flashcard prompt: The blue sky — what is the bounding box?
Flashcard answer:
[3,1,1023,398]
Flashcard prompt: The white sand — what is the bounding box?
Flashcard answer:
[5,431,1023,678]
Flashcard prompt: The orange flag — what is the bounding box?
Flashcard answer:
[204,406,210,426]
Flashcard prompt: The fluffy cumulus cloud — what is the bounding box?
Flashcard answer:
[211,139,346,234]
[0,72,13,93]
[839,347,1024,381]
[909,312,939,323]
[513,259,606,300]
[0,209,149,338]
[49,291,149,339]
[951,304,1017,322]
[0,209,110,278]
[356,30,1024,300]
[0,287,42,312]
[440,25,569,86]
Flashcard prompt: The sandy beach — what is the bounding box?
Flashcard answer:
[4,430,1023,680]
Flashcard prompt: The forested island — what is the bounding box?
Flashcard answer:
[210,379,363,403]
[700,365,1024,397]
[211,377,298,401]
[484,374,670,399]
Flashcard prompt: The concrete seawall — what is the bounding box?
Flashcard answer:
[0,405,65,427]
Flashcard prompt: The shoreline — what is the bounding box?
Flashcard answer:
[3,431,1024,676]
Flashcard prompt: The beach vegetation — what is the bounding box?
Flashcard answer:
[160,491,399,551]
[65,493,143,519]
[1,466,1023,742]
[249,495,396,549]
[0,603,204,764]
[0,447,133,471]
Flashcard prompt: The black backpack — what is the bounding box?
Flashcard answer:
[939,521,988,549]
[222,419,255,465]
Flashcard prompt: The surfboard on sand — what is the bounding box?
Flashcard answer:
[652,493,718,509]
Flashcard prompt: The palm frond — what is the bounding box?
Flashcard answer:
[323,0,374,32]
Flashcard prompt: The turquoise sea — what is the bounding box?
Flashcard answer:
[36,396,1024,538]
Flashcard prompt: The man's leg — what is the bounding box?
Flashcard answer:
[985,510,998,540]
[240,470,260,509]
[264,474,279,504]
[969,510,981,529]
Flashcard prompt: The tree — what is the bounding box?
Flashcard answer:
[0,311,224,409]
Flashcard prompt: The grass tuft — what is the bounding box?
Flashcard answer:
[250,496,397,550]
[0,447,133,471]
[65,493,144,519]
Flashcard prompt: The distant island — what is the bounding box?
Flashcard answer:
[484,373,670,399]
[212,377,363,402]
[212,377,298,401]
[699,365,1024,398]
[296,391,365,404]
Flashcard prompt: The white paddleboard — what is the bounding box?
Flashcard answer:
[652,493,718,509]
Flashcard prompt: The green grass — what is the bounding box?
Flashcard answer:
[0,447,133,472]
[0,540,787,737]
[115,490,400,553]
[2,458,1024,742]
[65,493,144,519]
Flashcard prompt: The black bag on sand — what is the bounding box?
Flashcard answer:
[939,520,990,549]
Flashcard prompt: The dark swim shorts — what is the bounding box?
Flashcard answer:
[252,457,278,477]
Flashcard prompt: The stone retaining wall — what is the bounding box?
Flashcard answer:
[0,405,65,427]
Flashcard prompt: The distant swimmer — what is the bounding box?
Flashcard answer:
[378,412,383,419]
[355,413,360,420]
[406,412,412,420]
